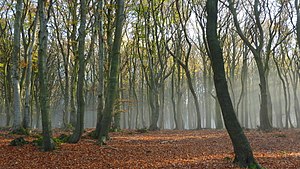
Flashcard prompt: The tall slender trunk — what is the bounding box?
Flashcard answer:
[95,0,105,133]
[206,1,260,167]
[38,0,54,151]
[69,1,78,128]
[69,0,87,143]
[11,0,23,132]
[24,14,38,129]
[4,64,12,126]
[98,0,125,144]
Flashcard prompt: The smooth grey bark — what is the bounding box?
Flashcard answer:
[291,68,300,128]
[23,13,38,129]
[11,0,23,132]
[98,0,125,144]
[214,98,223,129]
[69,1,79,127]
[296,0,300,47]
[69,0,87,143]
[295,0,300,128]
[171,70,179,129]
[95,0,105,138]
[237,44,250,127]
[206,0,260,167]
[38,0,54,151]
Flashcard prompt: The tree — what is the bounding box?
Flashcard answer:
[11,0,23,132]
[98,0,125,144]
[227,0,291,130]
[37,0,55,151]
[68,0,87,143]
[137,0,172,130]
[169,0,202,129]
[206,0,260,167]
[23,5,38,129]
[94,0,105,139]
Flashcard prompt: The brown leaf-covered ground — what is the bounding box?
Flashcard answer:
[0,129,300,169]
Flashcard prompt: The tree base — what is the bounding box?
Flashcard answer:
[234,157,263,169]
[148,126,159,131]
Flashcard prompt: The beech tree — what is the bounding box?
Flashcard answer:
[94,0,105,139]
[68,0,87,143]
[206,0,260,167]
[98,0,125,144]
[11,0,23,133]
[37,0,55,151]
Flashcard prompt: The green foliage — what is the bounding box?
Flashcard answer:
[32,135,45,147]
[32,134,68,148]
[11,128,30,135]
[64,123,74,131]
[9,137,29,146]
[248,162,264,169]
[56,134,70,143]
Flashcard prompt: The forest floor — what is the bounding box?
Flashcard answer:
[0,128,300,169]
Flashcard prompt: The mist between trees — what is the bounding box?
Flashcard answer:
[0,0,299,131]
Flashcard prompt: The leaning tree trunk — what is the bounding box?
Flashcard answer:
[68,0,87,143]
[38,0,54,151]
[206,0,261,168]
[11,0,23,132]
[98,0,125,145]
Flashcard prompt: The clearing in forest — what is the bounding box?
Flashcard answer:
[0,129,299,168]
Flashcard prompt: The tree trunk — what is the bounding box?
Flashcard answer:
[11,0,23,132]
[206,0,260,167]
[38,0,54,151]
[149,88,160,130]
[23,14,38,129]
[4,64,12,127]
[171,71,178,129]
[69,1,79,128]
[94,0,105,138]
[215,98,223,129]
[69,0,87,143]
[98,0,125,144]
[228,0,272,131]
[34,80,41,129]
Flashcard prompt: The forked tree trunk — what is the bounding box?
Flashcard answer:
[68,0,87,143]
[98,0,125,144]
[228,0,272,130]
[23,14,38,129]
